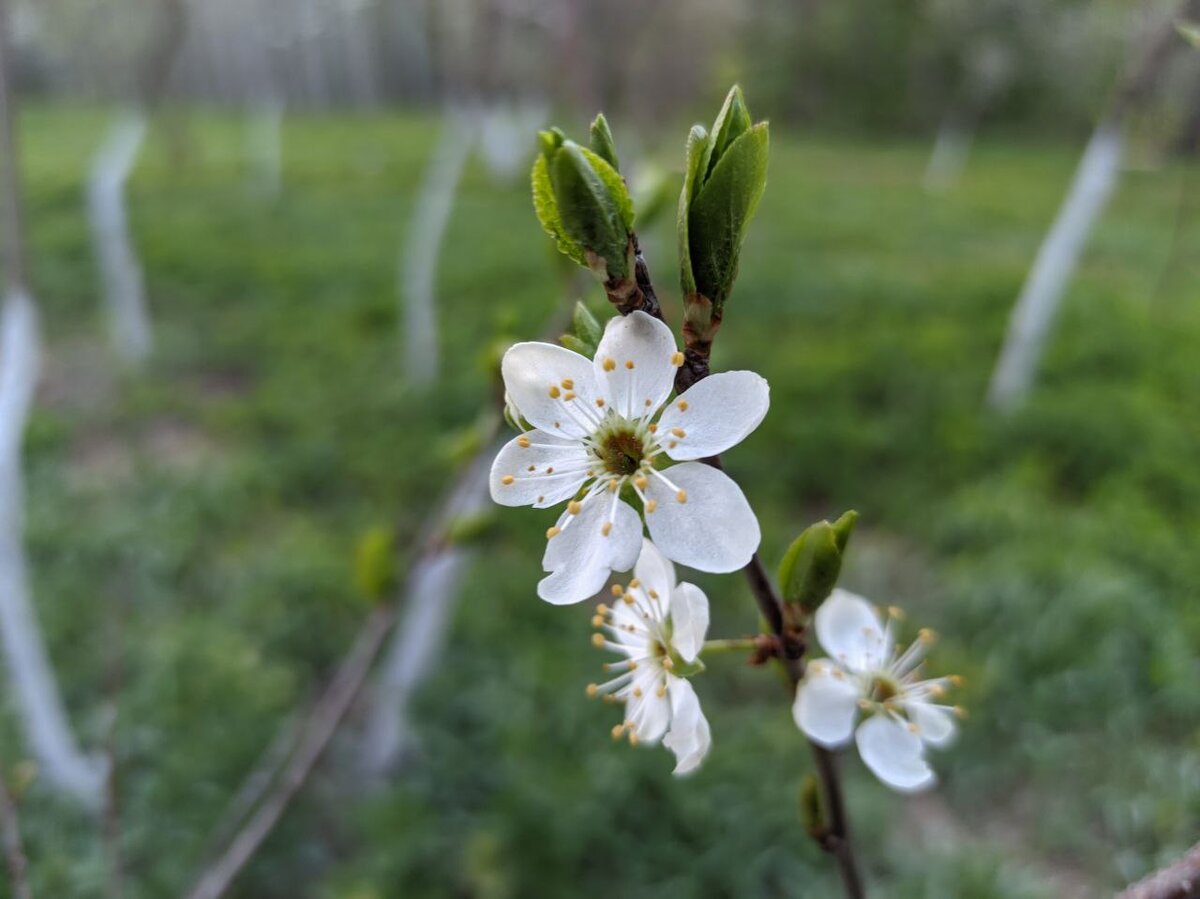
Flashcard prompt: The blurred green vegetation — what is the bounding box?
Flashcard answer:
[1,105,1198,897]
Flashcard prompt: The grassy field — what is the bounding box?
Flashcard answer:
[3,105,1199,897]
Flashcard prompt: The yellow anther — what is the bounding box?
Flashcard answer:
[648,590,659,600]
[671,351,684,366]
[517,436,530,448]
[632,687,643,698]
[627,660,638,670]
[676,489,688,503]
[624,360,635,370]
[607,479,619,492]
[586,684,599,698]
[610,584,623,597]
[568,501,582,515]
[832,669,845,679]
[644,398,652,407]
[908,722,920,734]
[677,400,688,411]
[536,495,545,503]
[930,684,946,698]
[662,657,674,670]
[548,385,561,398]
[623,593,635,605]
[656,684,667,697]
[596,603,610,614]
[595,398,606,408]
[629,579,640,589]
[546,466,555,474]
[647,423,658,433]
[591,633,605,647]
[628,731,639,746]
[546,526,561,539]
[564,391,576,401]
[634,476,648,490]
[501,475,514,485]
[949,675,965,687]
[857,699,873,710]
[527,465,536,472]
[888,605,905,619]
[919,628,937,644]
[601,522,613,537]
[954,706,968,719]
[668,441,677,449]
[591,615,604,627]
[603,357,616,372]
[671,427,685,438]
[611,724,625,740]
[561,379,574,390]
[645,500,658,513]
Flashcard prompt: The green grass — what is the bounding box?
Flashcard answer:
[2,104,1198,897]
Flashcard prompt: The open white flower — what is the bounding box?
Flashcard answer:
[792,589,962,793]
[587,539,712,775]
[489,310,768,604]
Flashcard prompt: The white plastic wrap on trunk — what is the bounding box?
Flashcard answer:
[399,116,474,385]
[0,291,105,804]
[987,124,1125,412]
[359,445,494,776]
[87,112,152,365]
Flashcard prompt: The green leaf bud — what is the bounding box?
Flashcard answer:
[778,510,858,616]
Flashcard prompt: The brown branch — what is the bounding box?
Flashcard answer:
[630,253,866,898]
[1119,843,1200,899]
[0,755,30,899]
[183,606,397,899]
[603,234,666,322]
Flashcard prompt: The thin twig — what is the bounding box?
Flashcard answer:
[631,251,865,898]
[0,755,31,899]
[183,607,396,899]
[1118,843,1200,899]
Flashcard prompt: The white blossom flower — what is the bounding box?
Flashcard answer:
[587,539,712,775]
[792,589,962,793]
[489,310,769,604]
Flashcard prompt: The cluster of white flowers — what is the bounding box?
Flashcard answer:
[490,311,959,789]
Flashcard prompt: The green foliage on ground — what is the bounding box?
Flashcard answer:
[2,106,1198,897]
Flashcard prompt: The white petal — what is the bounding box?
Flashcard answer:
[669,582,709,662]
[633,538,676,606]
[814,589,888,673]
[855,714,936,793]
[905,700,957,748]
[538,495,641,605]
[592,311,677,419]
[657,371,770,461]
[488,430,590,508]
[627,670,671,743]
[792,662,861,747]
[501,342,603,439]
[663,679,711,776]
[644,462,760,573]
[609,593,657,648]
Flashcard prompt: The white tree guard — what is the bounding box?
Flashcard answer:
[359,444,493,777]
[0,291,105,804]
[399,115,474,385]
[987,124,1125,412]
[87,112,153,365]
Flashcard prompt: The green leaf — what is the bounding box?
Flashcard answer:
[589,113,620,171]
[572,300,604,348]
[1178,20,1200,47]
[531,154,586,266]
[704,85,753,183]
[579,146,635,233]
[551,142,631,279]
[558,334,592,355]
[353,526,397,603]
[778,509,856,612]
[677,125,710,297]
[687,122,769,309]
[538,127,565,160]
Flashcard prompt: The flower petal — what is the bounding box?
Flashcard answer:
[489,430,590,508]
[669,582,709,662]
[592,311,678,420]
[501,342,603,439]
[905,700,957,748]
[657,371,770,461]
[814,589,887,673]
[663,678,711,776]
[538,495,640,605]
[644,462,760,573]
[855,714,936,793]
[627,669,671,743]
[792,661,861,747]
[633,538,676,606]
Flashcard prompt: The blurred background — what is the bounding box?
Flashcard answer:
[0,0,1198,896]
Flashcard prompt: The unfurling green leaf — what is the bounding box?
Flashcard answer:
[778,510,858,615]
[677,86,769,314]
[354,526,397,603]
[572,300,604,348]
[589,113,620,171]
[531,126,636,282]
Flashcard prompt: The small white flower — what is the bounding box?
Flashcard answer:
[489,310,769,604]
[792,589,962,793]
[587,539,712,775]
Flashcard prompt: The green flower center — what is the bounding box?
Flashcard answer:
[595,421,647,476]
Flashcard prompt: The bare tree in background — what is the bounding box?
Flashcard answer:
[0,0,105,806]
[986,1,1200,413]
